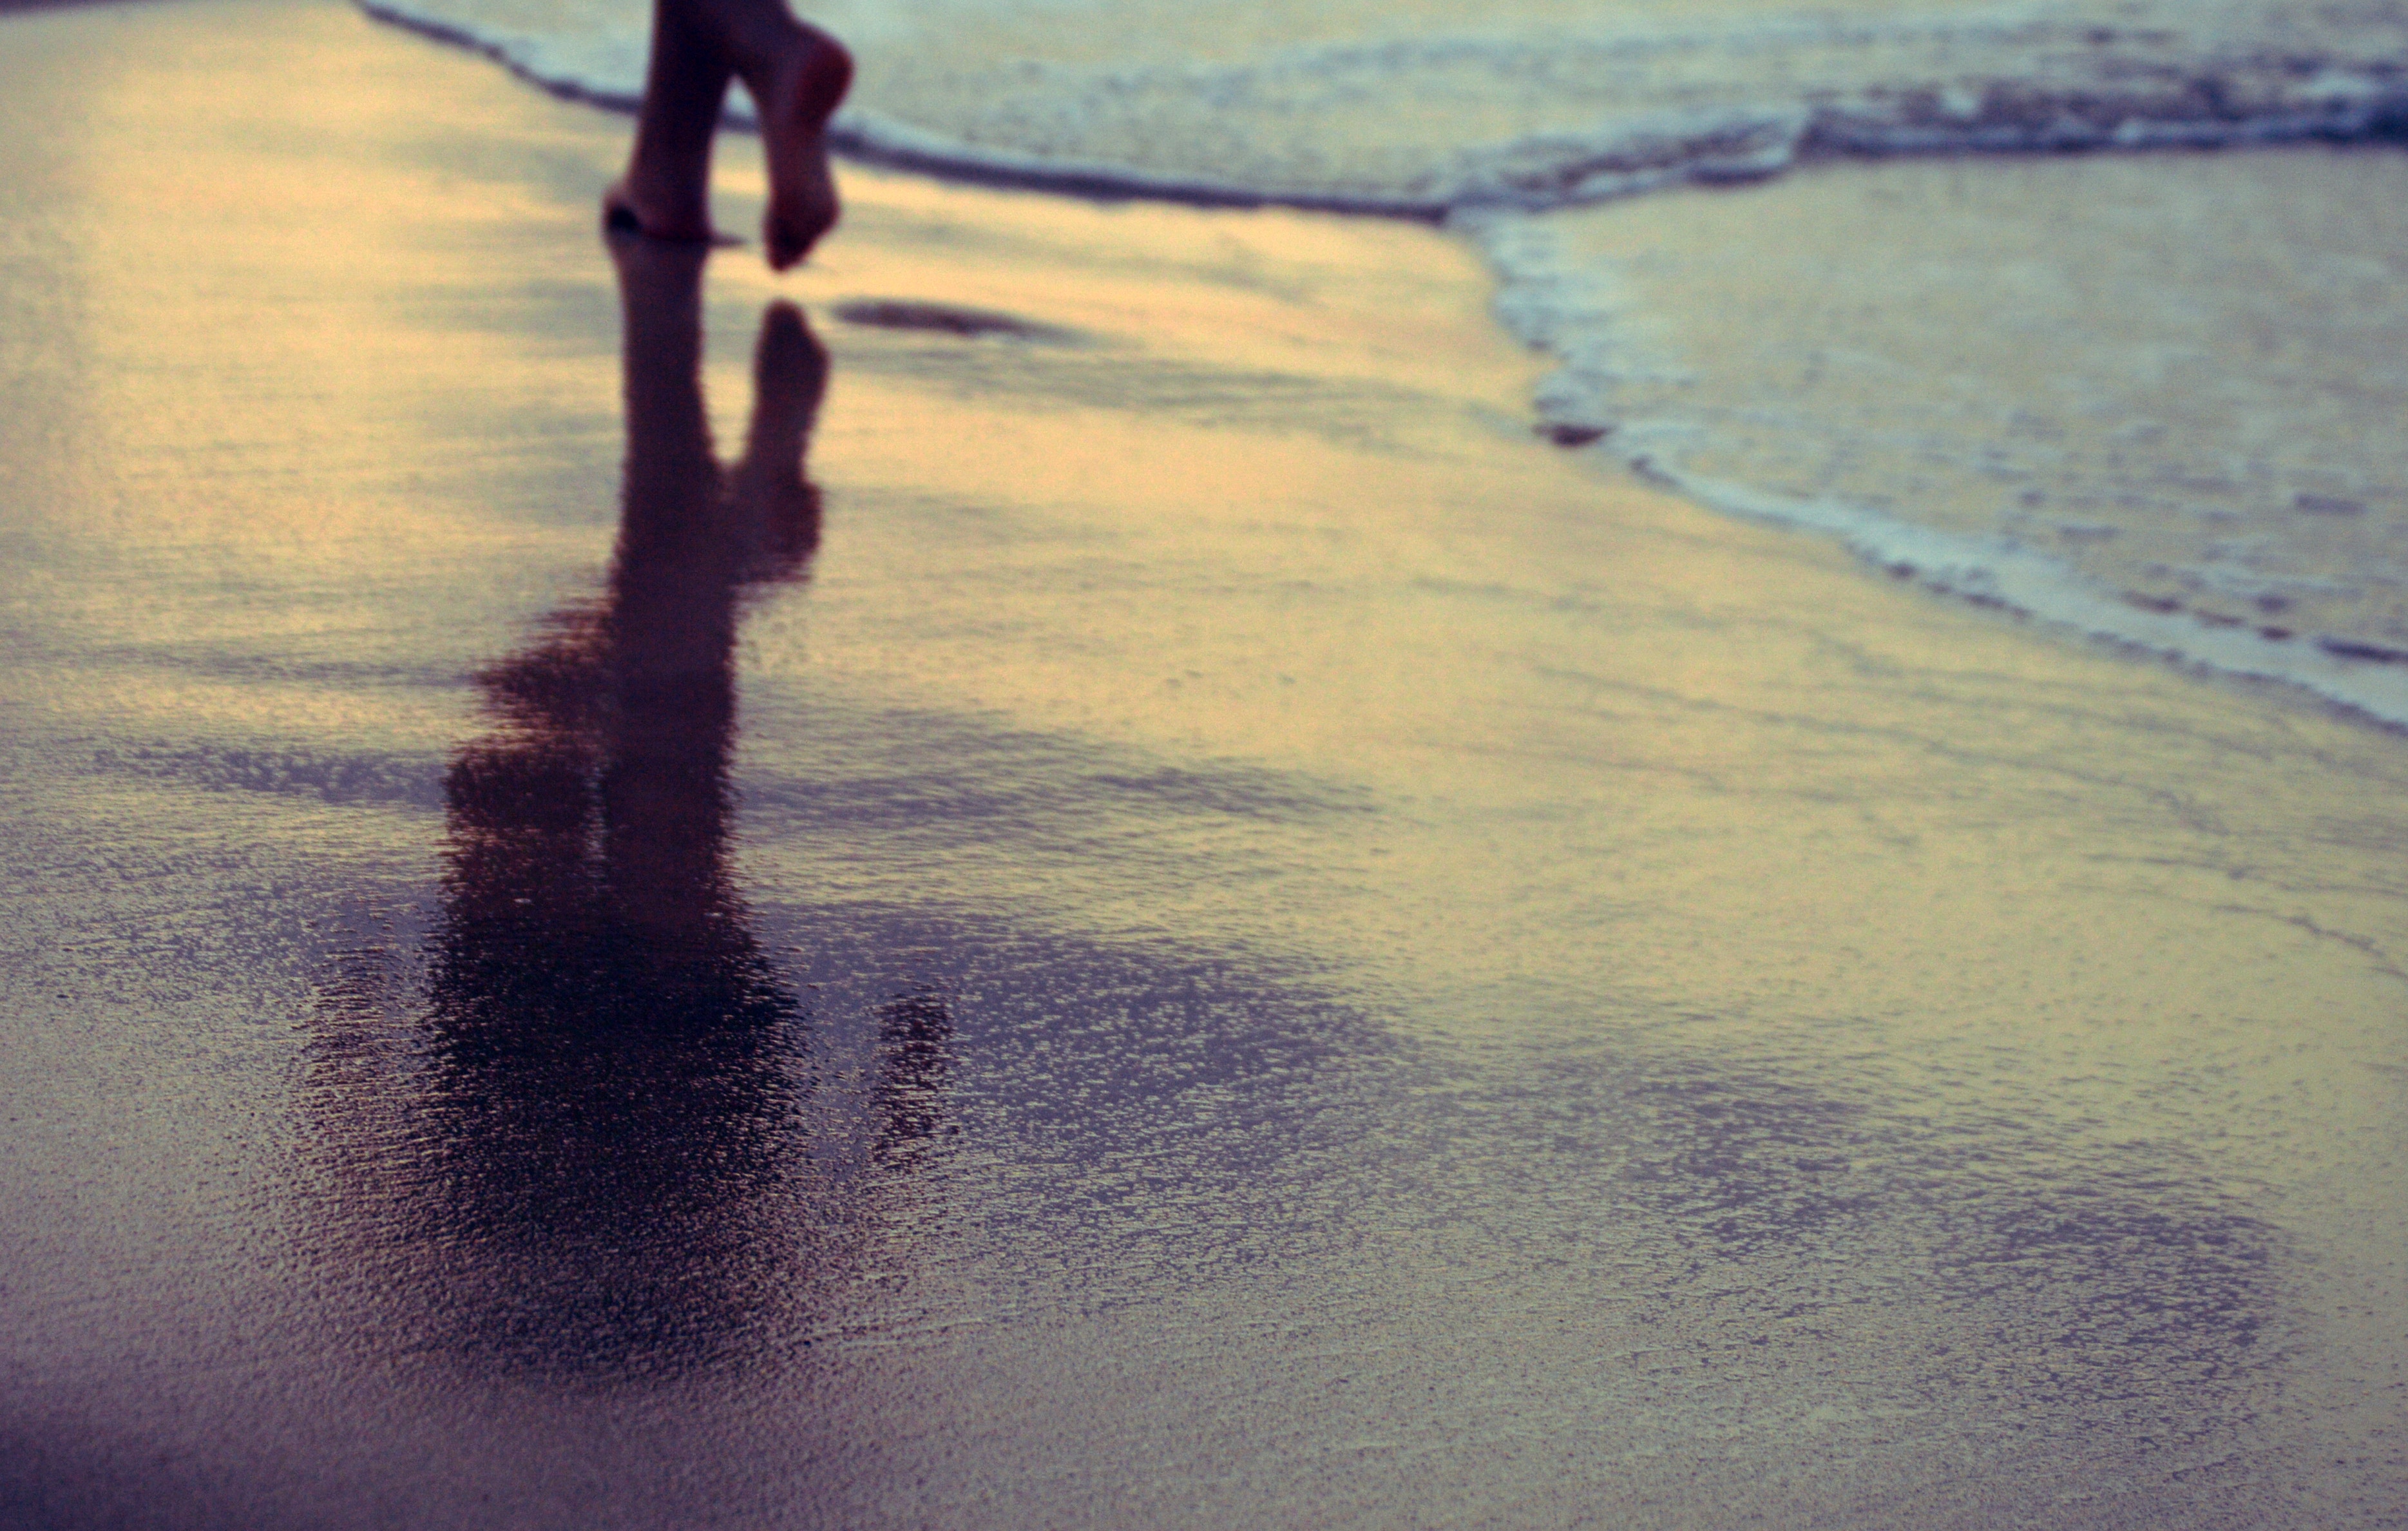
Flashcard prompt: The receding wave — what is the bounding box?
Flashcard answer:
[358,0,2406,212]
[1472,145,2408,730]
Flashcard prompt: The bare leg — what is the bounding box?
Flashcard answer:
[749,24,852,270]
[606,0,852,269]
[606,0,735,244]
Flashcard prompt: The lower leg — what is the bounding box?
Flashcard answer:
[683,0,852,269]
[606,1,734,241]
[611,0,853,267]
[746,21,851,271]
[686,0,850,268]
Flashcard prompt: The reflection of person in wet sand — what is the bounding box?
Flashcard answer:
[604,0,852,269]
[307,237,948,1379]
[418,236,828,1371]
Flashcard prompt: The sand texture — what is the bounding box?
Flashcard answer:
[1,1,2402,1526]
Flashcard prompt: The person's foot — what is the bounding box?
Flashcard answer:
[752,28,852,271]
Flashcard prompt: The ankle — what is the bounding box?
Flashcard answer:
[606,173,715,242]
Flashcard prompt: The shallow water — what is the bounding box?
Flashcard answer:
[1480,145,2408,724]
[365,0,2408,206]
[3,2,2406,1526]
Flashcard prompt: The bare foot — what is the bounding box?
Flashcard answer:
[753,30,851,271]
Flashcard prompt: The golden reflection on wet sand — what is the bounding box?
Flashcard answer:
[0,0,2402,1522]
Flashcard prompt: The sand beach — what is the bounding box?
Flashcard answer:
[1,0,2403,1524]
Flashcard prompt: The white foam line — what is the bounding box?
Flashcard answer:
[356,0,2408,218]
[1467,208,2408,731]
[355,0,1452,214]
[823,112,1448,216]
[355,1,645,112]
[1626,452,2408,733]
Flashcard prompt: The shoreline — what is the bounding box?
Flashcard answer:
[1471,145,2408,738]
[354,0,2408,218]
[352,0,2408,737]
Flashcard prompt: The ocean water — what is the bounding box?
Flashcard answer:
[363,0,2408,720]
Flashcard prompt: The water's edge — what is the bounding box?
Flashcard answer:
[354,0,2408,730]
[1465,207,2408,734]
[360,0,2408,215]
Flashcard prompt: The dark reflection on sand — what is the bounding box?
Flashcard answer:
[305,240,951,1382]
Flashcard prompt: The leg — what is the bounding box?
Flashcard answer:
[608,0,852,269]
[749,15,850,269]
[704,0,851,269]
[605,0,736,244]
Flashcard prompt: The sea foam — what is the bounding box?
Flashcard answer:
[357,0,2407,211]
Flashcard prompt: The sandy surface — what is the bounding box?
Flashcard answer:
[1,1,2403,1526]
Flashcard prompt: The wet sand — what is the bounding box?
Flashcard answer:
[2,0,2403,1526]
